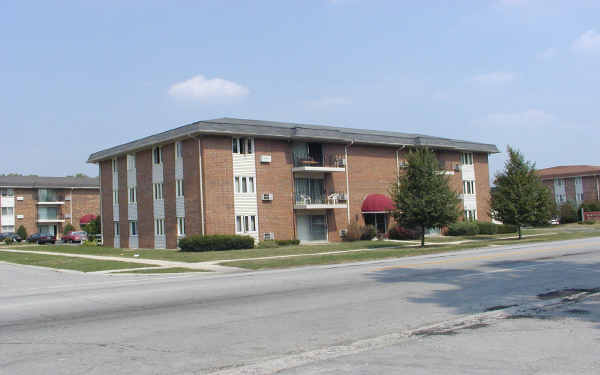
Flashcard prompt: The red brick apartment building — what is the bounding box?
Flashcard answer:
[538,165,600,205]
[87,118,499,249]
[0,176,100,239]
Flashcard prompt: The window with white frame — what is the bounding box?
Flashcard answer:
[234,176,255,193]
[113,190,118,203]
[155,218,165,236]
[129,221,138,236]
[235,215,257,233]
[175,141,183,159]
[153,183,164,200]
[176,179,184,197]
[153,146,162,165]
[177,217,185,236]
[114,222,120,236]
[557,178,563,186]
[460,152,473,165]
[1,207,14,216]
[1,188,14,197]
[232,137,254,154]
[128,186,136,203]
[577,192,584,201]
[2,225,14,233]
[463,180,476,195]
[112,158,118,173]
[127,154,136,170]
[464,209,477,221]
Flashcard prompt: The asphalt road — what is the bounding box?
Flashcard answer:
[2,237,600,374]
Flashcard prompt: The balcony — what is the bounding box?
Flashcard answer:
[37,214,65,223]
[37,189,65,205]
[36,200,65,205]
[294,191,348,210]
[292,153,346,173]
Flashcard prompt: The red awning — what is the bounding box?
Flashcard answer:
[80,214,98,225]
[361,194,395,213]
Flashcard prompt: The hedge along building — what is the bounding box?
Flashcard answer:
[87,118,499,249]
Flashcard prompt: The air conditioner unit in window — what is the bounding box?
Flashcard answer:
[260,154,272,163]
[65,214,71,219]
[263,232,275,241]
[262,193,273,201]
[340,229,348,237]
[338,193,348,201]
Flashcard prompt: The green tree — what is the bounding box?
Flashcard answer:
[63,223,75,234]
[16,225,27,240]
[559,201,578,223]
[491,146,555,239]
[82,217,101,239]
[390,148,461,247]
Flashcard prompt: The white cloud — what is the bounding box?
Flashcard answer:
[307,96,351,108]
[572,29,600,54]
[482,109,557,128]
[471,72,515,85]
[168,74,249,101]
[537,47,557,60]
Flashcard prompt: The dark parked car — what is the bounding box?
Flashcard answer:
[0,232,22,242]
[27,233,56,244]
[62,231,88,243]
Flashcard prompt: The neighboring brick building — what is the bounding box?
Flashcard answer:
[538,165,600,205]
[87,118,499,249]
[0,176,100,239]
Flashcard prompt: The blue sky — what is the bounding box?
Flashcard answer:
[1,0,599,182]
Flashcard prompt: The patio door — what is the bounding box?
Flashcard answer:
[296,214,328,242]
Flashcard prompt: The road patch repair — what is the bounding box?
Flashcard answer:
[206,287,600,375]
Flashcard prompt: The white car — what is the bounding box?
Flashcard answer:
[550,218,560,225]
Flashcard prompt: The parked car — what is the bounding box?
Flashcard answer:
[27,233,56,244]
[0,232,23,242]
[62,231,88,243]
[550,218,560,225]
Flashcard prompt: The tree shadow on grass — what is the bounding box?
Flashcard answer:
[367,256,600,326]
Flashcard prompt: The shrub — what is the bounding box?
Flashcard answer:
[360,225,377,240]
[276,239,300,246]
[179,234,255,252]
[578,201,600,221]
[447,221,480,236]
[258,240,279,249]
[559,202,578,223]
[496,224,518,234]
[580,220,597,225]
[4,238,14,245]
[63,223,75,234]
[16,225,27,240]
[477,221,498,235]
[343,216,363,241]
[388,225,420,240]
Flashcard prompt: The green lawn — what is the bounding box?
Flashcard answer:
[0,251,158,272]
[112,267,211,274]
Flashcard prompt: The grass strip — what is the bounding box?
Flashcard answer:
[0,251,158,272]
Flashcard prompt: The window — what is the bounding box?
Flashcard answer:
[129,221,138,236]
[464,209,477,221]
[113,190,118,203]
[176,179,184,197]
[153,183,164,200]
[112,158,118,173]
[234,176,255,193]
[1,207,14,216]
[235,215,257,233]
[177,217,185,236]
[2,225,15,233]
[460,152,473,165]
[153,147,162,165]
[114,222,120,236]
[128,187,136,204]
[577,192,584,201]
[1,188,14,197]
[463,180,476,195]
[556,178,563,186]
[127,154,136,170]
[175,142,183,159]
[155,218,165,236]
[232,137,254,154]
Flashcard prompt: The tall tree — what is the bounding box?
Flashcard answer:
[491,146,555,239]
[391,148,461,247]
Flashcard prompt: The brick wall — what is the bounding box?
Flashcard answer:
[70,189,100,231]
[13,188,37,237]
[435,150,463,218]
[136,149,154,249]
[201,136,235,235]
[323,143,349,241]
[162,143,178,249]
[564,177,576,202]
[474,152,491,221]
[183,137,203,236]
[255,139,295,241]
[582,175,600,202]
[100,160,114,247]
[117,156,128,248]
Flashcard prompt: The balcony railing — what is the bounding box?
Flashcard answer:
[292,153,346,172]
[37,214,65,222]
[294,191,348,209]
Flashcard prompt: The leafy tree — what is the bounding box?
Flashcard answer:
[16,225,27,240]
[390,148,461,247]
[63,223,75,234]
[82,216,101,238]
[559,201,578,223]
[491,146,555,239]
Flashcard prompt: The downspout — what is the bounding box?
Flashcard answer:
[345,141,352,223]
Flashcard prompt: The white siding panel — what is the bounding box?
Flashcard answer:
[1,215,15,226]
[129,236,138,249]
[176,197,185,217]
[128,204,138,221]
[153,200,165,218]
[463,196,477,210]
[113,204,119,221]
[232,154,256,174]
[154,235,166,249]
[152,164,164,183]
[1,197,15,207]
[127,168,137,186]
[234,195,258,215]
[175,158,184,180]
[114,236,120,248]
[112,172,119,190]
[460,165,475,181]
